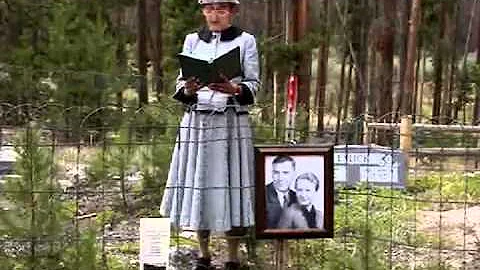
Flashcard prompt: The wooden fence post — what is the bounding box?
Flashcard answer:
[477,135,480,169]
[274,239,288,270]
[400,115,413,152]
[363,114,371,145]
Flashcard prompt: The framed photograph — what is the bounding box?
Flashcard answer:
[255,145,334,239]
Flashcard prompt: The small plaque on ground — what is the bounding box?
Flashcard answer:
[140,218,171,270]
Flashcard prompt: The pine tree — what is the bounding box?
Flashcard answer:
[0,126,67,269]
[0,125,98,269]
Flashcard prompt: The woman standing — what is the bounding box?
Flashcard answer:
[160,0,259,269]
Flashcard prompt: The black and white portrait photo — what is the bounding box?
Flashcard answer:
[264,155,324,230]
[255,146,334,239]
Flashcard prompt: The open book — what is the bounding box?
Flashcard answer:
[177,47,241,84]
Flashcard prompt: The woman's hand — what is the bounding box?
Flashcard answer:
[208,75,241,95]
[184,77,204,95]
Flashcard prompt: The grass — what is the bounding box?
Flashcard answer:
[409,172,480,208]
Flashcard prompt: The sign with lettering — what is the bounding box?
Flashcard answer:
[139,218,171,270]
[334,145,407,188]
[0,147,16,181]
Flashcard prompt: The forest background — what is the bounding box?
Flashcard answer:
[2,0,480,269]
[2,0,480,130]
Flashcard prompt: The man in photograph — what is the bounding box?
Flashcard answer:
[266,155,297,228]
[277,172,323,229]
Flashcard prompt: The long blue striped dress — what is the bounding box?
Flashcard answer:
[160,26,259,232]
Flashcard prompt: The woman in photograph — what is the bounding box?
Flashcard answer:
[159,0,259,269]
[277,172,324,229]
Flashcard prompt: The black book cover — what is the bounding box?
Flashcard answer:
[177,46,241,84]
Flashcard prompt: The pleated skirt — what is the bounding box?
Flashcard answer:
[159,108,255,232]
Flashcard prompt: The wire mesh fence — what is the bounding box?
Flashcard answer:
[2,0,480,268]
[0,98,479,270]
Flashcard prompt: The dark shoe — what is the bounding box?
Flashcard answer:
[194,257,212,270]
[224,261,240,270]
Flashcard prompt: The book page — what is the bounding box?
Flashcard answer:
[196,88,230,110]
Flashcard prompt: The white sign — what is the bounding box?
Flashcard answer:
[0,146,17,162]
[139,218,171,270]
[335,152,395,166]
[359,166,399,183]
[334,145,406,188]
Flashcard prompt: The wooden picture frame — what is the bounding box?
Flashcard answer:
[254,145,334,239]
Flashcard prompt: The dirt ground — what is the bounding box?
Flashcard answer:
[415,206,480,269]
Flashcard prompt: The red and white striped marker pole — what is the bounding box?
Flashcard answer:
[285,74,298,142]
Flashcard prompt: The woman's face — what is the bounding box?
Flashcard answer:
[296,179,316,206]
[201,3,236,32]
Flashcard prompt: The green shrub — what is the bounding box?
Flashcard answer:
[249,187,424,269]
[409,173,480,206]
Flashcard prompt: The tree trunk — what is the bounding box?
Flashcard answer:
[397,0,411,118]
[432,2,447,123]
[114,8,126,108]
[401,0,421,116]
[272,0,282,36]
[446,3,459,123]
[352,0,369,120]
[418,48,426,118]
[367,0,379,119]
[344,56,354,121]
[459,0,478,123]
[475,3,480,125]
[282,0,289,43]
[375,0,396,144]
[151,0,164,98]
[448,50,457,122]
[379,0,396,121]
[413,39,422,121]
[137,0,149,107]
[316,0,330,132]
[295,0,311,113]
[6,3,22,52]
[368,45,377,118]
[335,46,348,143]
[261,0,272,102]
